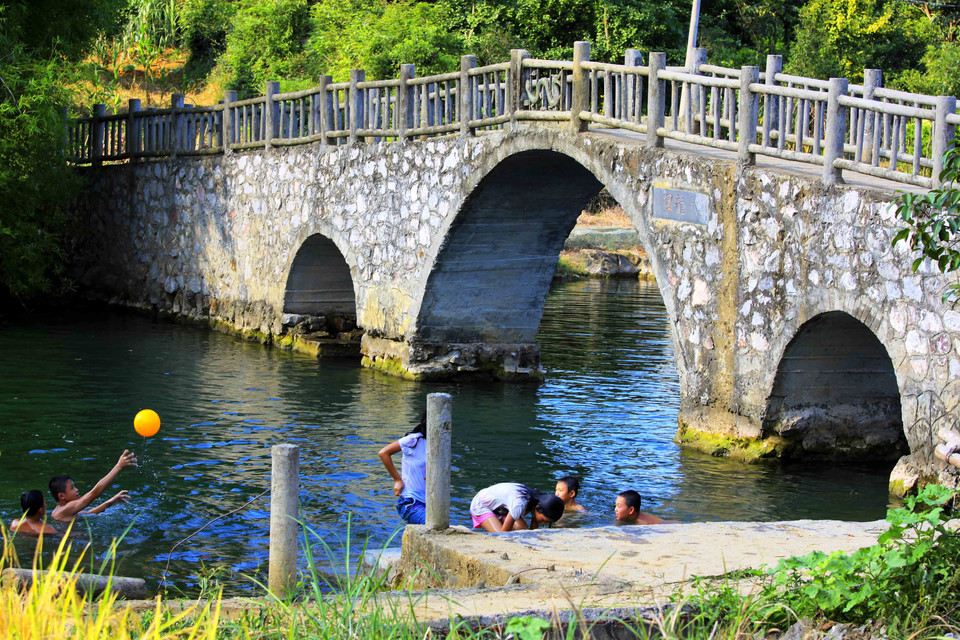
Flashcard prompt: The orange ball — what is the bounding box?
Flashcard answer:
[134,409,161,437]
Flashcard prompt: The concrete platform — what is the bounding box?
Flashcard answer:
[386,519,888,621]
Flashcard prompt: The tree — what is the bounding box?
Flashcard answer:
[0,1,125,304]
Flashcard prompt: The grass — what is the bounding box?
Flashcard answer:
[5,493,960,640]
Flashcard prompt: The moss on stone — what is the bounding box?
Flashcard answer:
[674,425,789,461]
[361,355,421,380]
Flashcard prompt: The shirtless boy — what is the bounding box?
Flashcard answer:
[10,490,57,536]
[49,450,137,522]
[614,490,676,525]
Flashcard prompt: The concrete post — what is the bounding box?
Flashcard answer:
[823,77,849,186]
[349,69,365,144]
[646,52,666,149]
[264,81,280,150]
[509,49,531,125]
[460,55,477,136]
[762,55,782,147]
[570,41,590,133]
[862,69,881,163]
[269,444,299,597]
[932,95,957,187]
[624,49,643,123]
[317,76,332,144]
[399,64,415,141]
[126,99,140,161]
[222,90,236,154]
[425,393,452,530]
[170,94,184,159]
[92,104,106,167]
[738,66,760,166]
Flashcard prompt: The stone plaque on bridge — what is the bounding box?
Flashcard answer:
[652,187,709,226]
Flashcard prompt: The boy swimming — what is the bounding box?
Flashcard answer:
[10,490,57,536]
[555,476,585,512]
[614,490,676,525]
[49,450,137,522]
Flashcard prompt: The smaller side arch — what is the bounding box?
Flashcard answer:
[283,233,356,317]
[763,311,907,460]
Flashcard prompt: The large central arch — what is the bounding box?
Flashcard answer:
[414,150,603,344]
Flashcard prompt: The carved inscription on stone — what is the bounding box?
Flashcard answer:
[651,186,709,226]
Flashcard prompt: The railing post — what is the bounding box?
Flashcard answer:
[170,94,184,159]
[762,55,782,147]
[509,49,531,126]
[678,46,705,130]
[317,76,332,144]
[862,69,881,163]
[460,55,477,137]
[823,77,849,186]
[570,41,591,133]
[398,64,415,141]
[222,90,236,155]
[349,69,365,144]
[933,95,957,187]
[425,393,452,530]
[92,104,106,167]
[265,81,279,150]
[61,107,70,158]
[126,99,140,161]
[646,52,666,149]
[624,49,643,123]
[268,444,299,598]
[738,66,760,166]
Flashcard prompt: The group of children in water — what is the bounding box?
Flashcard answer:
[9,450,137,536]
[378,415,674,531]
[11,416,669,537]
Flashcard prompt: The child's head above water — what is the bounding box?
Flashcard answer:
[20,490,46,517]
[533,493,565,524]
[615,490,642,522]
[49,476,77,504]
[555,476,581,506]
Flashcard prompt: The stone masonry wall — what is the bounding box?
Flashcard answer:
[70,127,960,490]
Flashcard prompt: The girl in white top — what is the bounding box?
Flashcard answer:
[469,482,565,532]
[378,413,427,525]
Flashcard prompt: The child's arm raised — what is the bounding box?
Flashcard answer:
[56,451,137,519]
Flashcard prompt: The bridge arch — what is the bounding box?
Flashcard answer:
[283,232,357,320]
[409,143,682,379]
[762,310,907,460]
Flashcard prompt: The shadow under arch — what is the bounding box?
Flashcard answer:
[763,311,907,460]
[284,233,356,319]
[415,150,604,345]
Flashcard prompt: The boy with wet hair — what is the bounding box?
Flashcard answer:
[10,489,57,536]
[555,476,585,512]
[614,489,675,525]
[49,450,137,522]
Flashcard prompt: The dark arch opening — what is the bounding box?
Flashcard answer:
[416,150,604,345]
[283,234,358,349]
[763,311,906,460]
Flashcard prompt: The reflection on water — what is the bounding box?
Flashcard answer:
[0,280,894,594]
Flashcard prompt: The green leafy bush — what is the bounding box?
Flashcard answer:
[212,0,312,97]
[308,0,463,81]
[768,484,960,630]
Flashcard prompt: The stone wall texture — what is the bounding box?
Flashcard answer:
[70,127,960,490]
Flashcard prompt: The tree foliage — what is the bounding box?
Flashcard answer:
[787,0,929,82]
[0,1,125,303]
[894,148,960,303]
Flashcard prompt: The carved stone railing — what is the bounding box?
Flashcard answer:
[67,41,959,189]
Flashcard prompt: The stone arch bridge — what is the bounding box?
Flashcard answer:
[69,45,960,492]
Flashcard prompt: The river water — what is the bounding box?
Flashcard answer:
[0,279,894,595]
